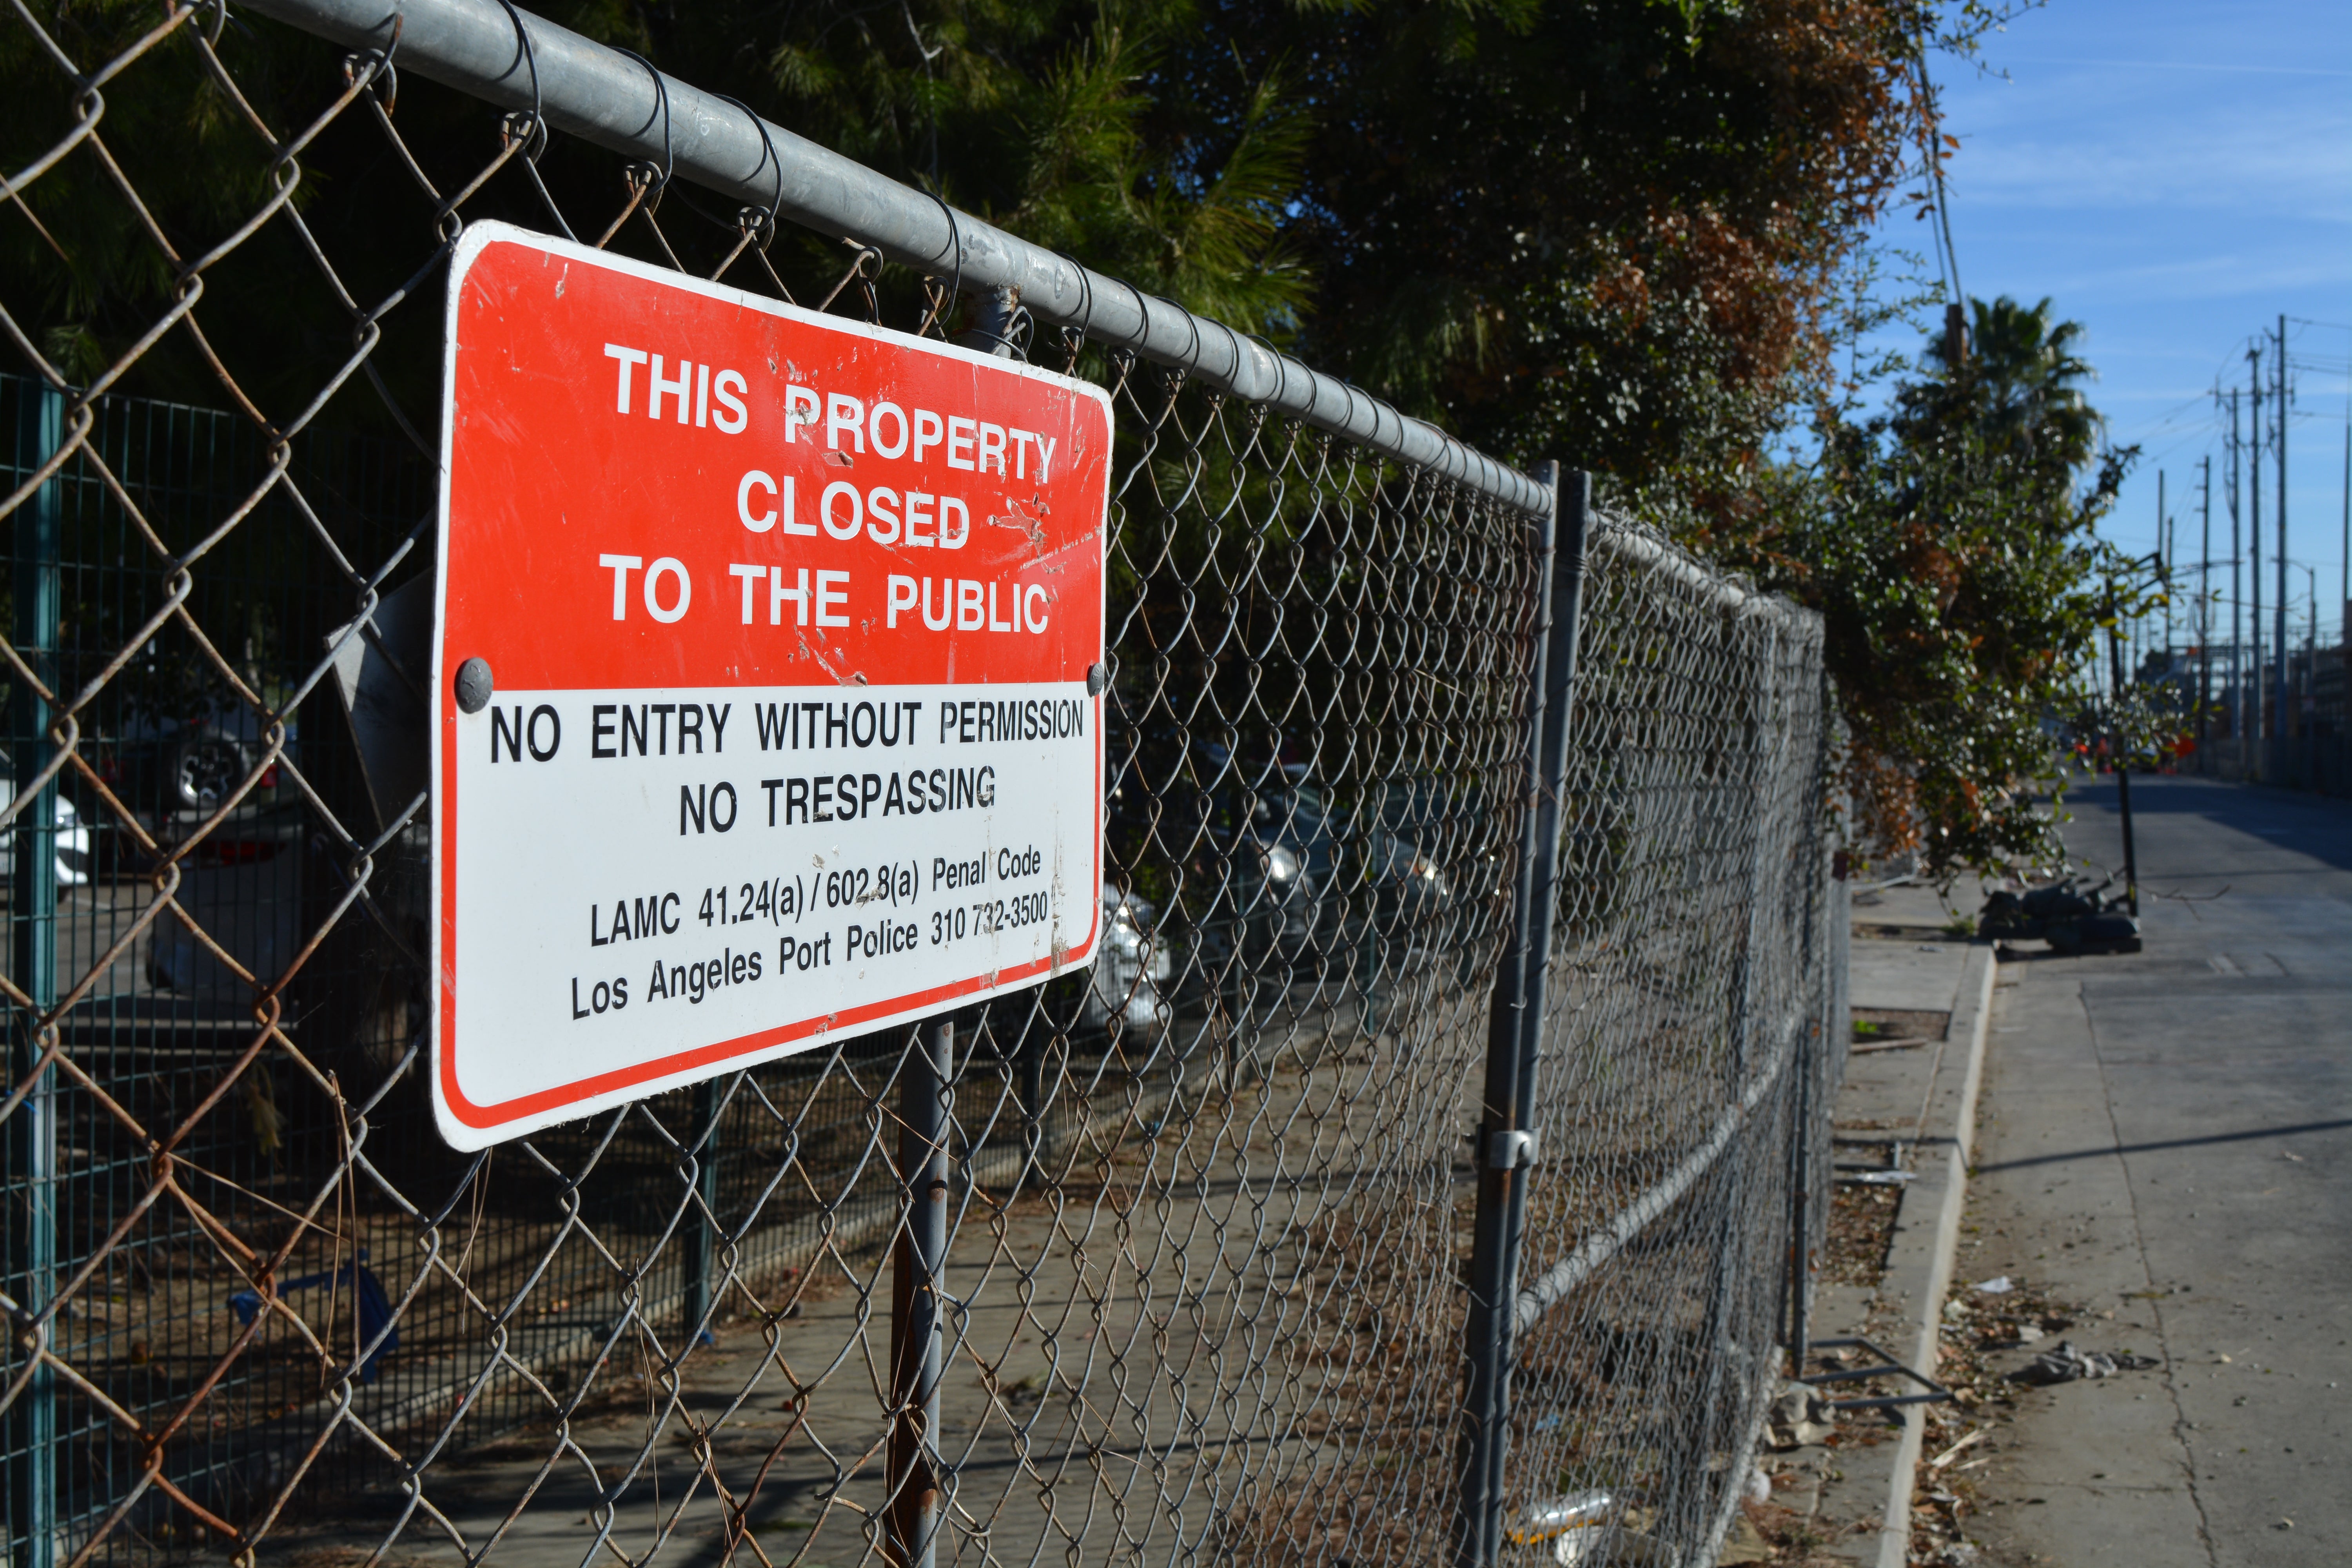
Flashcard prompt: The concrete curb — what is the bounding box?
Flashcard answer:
[1872,943,1996,1568]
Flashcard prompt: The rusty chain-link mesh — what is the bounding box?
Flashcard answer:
[1,7,1838,1568]
[1504,536,1837,1561]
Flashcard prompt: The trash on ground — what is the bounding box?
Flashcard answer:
[1838,1169,1915,1185]
[1975,1321,2046,1349]
[1974,1276,2013,1295]
[1927,1427,1991,1470]
[1508,1490,1614,1545]
[1768,1382,1838,1448]
[1715,1513,1772,1564]
[1743,1464,1771,1504]
[2014,1340,2162,1385]
[1977,877,2141,952]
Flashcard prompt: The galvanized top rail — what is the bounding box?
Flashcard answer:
[238,0,1552,516]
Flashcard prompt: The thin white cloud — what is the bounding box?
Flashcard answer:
[1943,109,2352,217]
[2004,252,2352,309]
[1993,56,2352,79]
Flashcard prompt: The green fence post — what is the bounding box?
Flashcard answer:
[7,378,64,1568]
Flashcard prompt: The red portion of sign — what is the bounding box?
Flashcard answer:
[441,234,1110,693]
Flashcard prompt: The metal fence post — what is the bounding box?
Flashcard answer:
[6,379,62,1568]
[1788,680,1842,1374]
[1791,860,1844,1373]
[1454,464,1587,1567]
[683,1077,723,1347]
[888,1017,952,1568]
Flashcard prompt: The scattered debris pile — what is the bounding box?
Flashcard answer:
[1769,1382,1840,1450]
[1977,876,2140,954]
[2014,1340,2163,1386]
[1905,1273,2169,1564]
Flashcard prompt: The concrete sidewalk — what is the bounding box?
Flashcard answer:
[1938,777,2352,1568]
[1758,880,1994,1565]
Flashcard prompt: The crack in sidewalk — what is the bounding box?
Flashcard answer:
[2082,990,2219,1568]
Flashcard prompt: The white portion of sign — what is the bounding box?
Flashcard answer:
[445,682,1099,1117]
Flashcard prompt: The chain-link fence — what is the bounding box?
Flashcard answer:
[2,5,1843,1568]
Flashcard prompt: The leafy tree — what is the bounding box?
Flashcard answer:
[1184,0,1939,506]
[0,0,1314,411]
[4,0,1959,456]
[3,0,2086,875]
[1734,295,2140,876]
[644,0,1316,335]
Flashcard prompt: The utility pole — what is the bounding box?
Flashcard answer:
[2103,574,2141,918]
[2250,346,2265,755]
[2157,469,2169,676]
[2200,454,2212,740]
[2303,562,2318,739]
[2229,389,2244,739]
[2276,315,2290,746]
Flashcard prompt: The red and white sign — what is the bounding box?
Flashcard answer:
[429,222,1110,1150]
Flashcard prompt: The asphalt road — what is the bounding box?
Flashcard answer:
[1959,774,2351,1567]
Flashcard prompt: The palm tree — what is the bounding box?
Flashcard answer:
[1924,295,2102,476]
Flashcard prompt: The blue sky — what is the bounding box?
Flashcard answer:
[1876,0,2351,644]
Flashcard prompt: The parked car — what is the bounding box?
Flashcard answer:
[1080,887,1173,1040]
[1283,768,1468,950]
[1165,754,1328,981]
[82,702,292,837]
[1103,720,1485,989]
[1103,730,1293,933]
[0,758,93,888]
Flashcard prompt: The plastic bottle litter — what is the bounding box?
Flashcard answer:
[1509,1490,1615,1543]
[1507,1494,1635,1565]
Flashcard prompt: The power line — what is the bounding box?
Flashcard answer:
[1911,23,1964,315]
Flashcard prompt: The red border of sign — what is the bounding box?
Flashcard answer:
[430,223,1107,1146]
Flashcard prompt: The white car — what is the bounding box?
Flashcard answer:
[1085,889,1173,1039]
[0,778,92,887]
